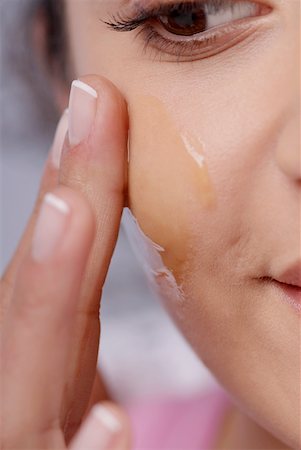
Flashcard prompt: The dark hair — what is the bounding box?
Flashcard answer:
[40,0,68,79]
[43,1,64,57]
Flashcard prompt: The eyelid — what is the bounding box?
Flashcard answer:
[137,18,261,61]
[104,0,271,32]
[104,0,273,62]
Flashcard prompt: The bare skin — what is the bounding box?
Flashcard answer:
[63,0,300,448]
[1,0,300,448]
[1,75,131,448]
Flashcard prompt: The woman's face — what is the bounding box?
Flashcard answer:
[63,0,299,447]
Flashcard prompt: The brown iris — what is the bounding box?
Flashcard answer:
[158,5,207,36]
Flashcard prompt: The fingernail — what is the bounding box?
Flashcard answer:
[32,193,70,262]
[51,109,69,168]
[91,405,122,434]
[87,405,122,448]
[70,404,122,449]
[68,80,98,147]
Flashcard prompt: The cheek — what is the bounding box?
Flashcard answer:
[126,87,274,316]
[128,95,215,293]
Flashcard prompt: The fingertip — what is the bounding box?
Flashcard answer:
[30,186,95,268]
[76,75,129,140]
[91,403,123,433]
[60,74,128,199]
[70,402,131,450]
[77,74,128,113]
[94,401,132,434]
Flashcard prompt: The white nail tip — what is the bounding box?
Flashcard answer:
[72,80,98,99]
[91,405,122,433]
[44,194,70,215]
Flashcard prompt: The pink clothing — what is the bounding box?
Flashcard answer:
[126,388,231,450]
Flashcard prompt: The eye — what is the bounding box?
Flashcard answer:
[104,0,272,61]
[158,3,207,36]
[156,1,263,37]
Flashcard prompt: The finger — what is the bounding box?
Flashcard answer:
[2,186,95,447]
[69,403,131,450]
[85,371,110,417]
[1,110,68,304]
[60,76,128,292]
[58,76,128,439]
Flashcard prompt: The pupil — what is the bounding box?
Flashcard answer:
[171,10,196,27]
[162,7,207,36]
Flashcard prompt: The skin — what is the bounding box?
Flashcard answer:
[61,0,300,448]
[1,0,299,448]
[1,75,131,448]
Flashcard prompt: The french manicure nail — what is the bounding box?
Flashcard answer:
[69,404,122,449]
[51,109,69,168]
[68,80,98,147]
[91,405,122,434]
[32,193,70,262]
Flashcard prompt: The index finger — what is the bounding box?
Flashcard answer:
[58,76,128,440]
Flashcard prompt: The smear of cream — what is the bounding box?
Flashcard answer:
[180,131,216,207]
[181,133,205,168]
[123,208,186,302]
[126,95,216,303]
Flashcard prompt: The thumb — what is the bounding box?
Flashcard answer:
[69,402,131,450]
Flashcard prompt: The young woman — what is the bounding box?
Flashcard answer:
[1,0,299,448]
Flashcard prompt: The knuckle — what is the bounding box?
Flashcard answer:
[12,268,52,323]
[13,292,48,325]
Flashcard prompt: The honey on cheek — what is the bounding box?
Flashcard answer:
[126,95,215,302]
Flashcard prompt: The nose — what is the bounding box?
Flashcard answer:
[275,112,300,181]
[275,1,300,183]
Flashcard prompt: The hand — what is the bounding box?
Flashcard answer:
[1,76,131,449]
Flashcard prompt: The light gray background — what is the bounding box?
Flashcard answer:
[0,0,216,402]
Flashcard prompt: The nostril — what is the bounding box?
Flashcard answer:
[276,146,301,181]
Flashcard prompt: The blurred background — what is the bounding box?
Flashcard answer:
[0,0,216,404]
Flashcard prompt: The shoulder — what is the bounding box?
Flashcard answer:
[126,387,231,450]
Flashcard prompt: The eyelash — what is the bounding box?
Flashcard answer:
[103,0,270,61]
[137,22,220,61]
